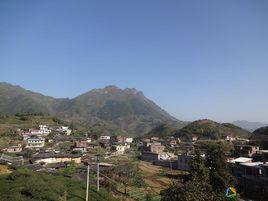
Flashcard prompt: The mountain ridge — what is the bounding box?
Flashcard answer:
[0,82,183,136]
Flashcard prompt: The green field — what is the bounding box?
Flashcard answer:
[0,167,117,201]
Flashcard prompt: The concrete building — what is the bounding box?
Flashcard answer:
[125,137,133,143]
[5,144,23,153]
[26,137,45,148]
[228,159,268,200]
[140,152,160,162]
[112,144,127,155]
[33,153,82,164]
[100,136,111,140]
[177,154,193,171]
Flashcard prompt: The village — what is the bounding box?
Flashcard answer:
[0,122,268,200]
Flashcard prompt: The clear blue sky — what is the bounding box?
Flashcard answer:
[0,0,268,122]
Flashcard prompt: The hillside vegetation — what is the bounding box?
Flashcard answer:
[146,122,187,137]
[252,126,268,148]
[175,119,251,140]
[0,168,117,201]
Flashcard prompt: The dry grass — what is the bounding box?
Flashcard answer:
[138,161,173,194]
[0,165,12,175]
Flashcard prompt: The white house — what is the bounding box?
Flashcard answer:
[30,129,42,135]
[100,136,110,140]
[39,125,51,135]
[125,137,133,143]
[26,137,45,148]
[57,126,72,135]
[226,135,235,142]
[112,144,127,155]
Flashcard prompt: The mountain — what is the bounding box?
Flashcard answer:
[0,82,60,115]
[251,126,268,149]
[146,122,188,137]
[175,119,251,140]
[0,82,181,136]
[232,120,268,132]
[252,126,268,140]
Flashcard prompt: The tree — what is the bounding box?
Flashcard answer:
[161,143,235,201]
[109,163,144,194]
[205,143,235,193]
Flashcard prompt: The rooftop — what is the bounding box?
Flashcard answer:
[229,157,252,163]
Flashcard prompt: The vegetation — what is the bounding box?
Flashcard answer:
[253,125,268,137]
[161,143,235,201]
[146,122,187,137]
[176,119,251,140]
[0,167,117,201]
[104,162,145,194]
[251,126,268,149]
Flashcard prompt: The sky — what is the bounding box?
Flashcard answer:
[0,0,268,123]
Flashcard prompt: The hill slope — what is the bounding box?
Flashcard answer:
[146,122,188,137]
[251,126,268,149]
[0,83,181,136]
[0,82,60,115]
[252,126,268,140]
[175,119,251,140]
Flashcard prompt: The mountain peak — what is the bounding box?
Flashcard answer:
[103,85,120,90]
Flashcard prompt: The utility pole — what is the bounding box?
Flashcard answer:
[86,164,89,201]
[96,154,100,192]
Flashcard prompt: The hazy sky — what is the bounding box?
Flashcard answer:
[0,1,268,123]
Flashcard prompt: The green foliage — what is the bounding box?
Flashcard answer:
[20,149,35,158]
[161,144,235,201]
[252,126,268,149]
[177,119,250,140]
[104,162,145,194]
[58,142,73,153]
[253,125,268,136]
[205,143,235,192]
[58,161,80,175]
[0,167,117,201]
[146,122,187,137]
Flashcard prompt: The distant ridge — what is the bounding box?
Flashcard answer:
[233,120,268,132]
[0,82,184,136]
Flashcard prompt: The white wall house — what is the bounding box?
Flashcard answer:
[113,144,127,155]
[56,126,72,135]
[30,130,43,135]
[39,125,51,135]
[100,136,110,140]
[26,138,45,148]
[125,137,133,143]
